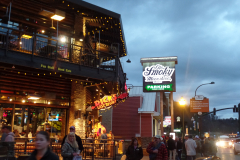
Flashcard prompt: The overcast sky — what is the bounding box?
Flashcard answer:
[85,0,240,118]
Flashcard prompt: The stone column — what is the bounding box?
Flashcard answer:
[69,80,86,138]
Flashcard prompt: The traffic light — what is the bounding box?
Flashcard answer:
[234,105,237,112]
[213,108,216,115]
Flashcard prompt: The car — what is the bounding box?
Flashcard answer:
[216,135,232,148]
[234,138,240,155]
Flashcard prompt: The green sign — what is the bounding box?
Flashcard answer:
[174,129,181,133]
[145,84,173,91]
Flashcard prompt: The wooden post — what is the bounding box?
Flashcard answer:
[160,92,164,136]
[11,104,15,132]
[170,92,174,132]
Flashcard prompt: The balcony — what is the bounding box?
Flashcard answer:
[0,26,126,91]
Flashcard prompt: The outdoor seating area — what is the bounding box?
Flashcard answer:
[0,139,122,160]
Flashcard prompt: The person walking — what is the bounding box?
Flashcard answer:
[167,135,176,160]
[146,135,168,160]
[1,126,7,142]
[185,135,197,160]
[61,132,80,160]
[61,126,84,153]
[194,135,202,158]
[202,138,210,157]
[28,131,59,160]
[4,126,15,142]
[176,138,183,160]
[126,138,143,160]
[209,137,217,156]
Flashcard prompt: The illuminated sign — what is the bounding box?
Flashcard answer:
[145,84,173,91]
[141,57,177,92]
[92,93,128,110]
[93,94,117,110]
[41,64,72,73]
[143,64,175,83]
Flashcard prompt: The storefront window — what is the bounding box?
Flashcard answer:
[0,104,66,138]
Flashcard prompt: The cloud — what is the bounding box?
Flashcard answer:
[85,0,240,118]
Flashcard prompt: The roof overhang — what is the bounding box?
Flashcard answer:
[140,56,178,65]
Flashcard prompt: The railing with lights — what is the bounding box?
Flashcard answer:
[0,26,125,80]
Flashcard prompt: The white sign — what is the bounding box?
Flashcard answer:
[142,64,175,83]
[177,116,181,122]
[195,95,204,100]
[163,116,171,127]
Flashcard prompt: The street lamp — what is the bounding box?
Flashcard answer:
[195,82,215,136]
[179,97,186,138]
[195,82,215,96]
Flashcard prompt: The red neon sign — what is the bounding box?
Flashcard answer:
[92,93,128,110]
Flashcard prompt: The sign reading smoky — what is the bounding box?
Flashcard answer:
[140,57,177,92]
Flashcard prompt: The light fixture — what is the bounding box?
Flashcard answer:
[9,99,12,101]
[21,34,32,39]
[28,97,40,100]
[41,30,45,33]
[179,97,186,106]
[79,38,83,42]
[51,9,65,21]
[34,102,36,104]
[96,89,98,91]
[126,59,131,63]
[19,42,22,45]
[22,100,25,103]
[48,102,50,105]
[60,36,66,43]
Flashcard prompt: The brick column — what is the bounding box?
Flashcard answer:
[69,80,86,138]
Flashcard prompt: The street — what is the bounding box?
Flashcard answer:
[217,147,240,160]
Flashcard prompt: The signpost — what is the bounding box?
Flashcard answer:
[140,57,178,135]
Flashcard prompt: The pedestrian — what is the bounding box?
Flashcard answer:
[1,126,7,142]
[61,126,84,153]
[194,135,202,158]
[61,132,80,160]
[209,137,217,156]
[146,135,168,160]
[4,126,15,142]
[108,130,114,140]
[176,138,183,160]
[28,131,59,160]
[185,135,197,160]
[126,138,143,160]
[167,135,176,160]
[202,138,210,157]
[100,129,108,143]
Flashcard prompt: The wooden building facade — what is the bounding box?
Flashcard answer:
[0,0,127,139]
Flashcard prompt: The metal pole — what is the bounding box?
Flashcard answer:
[182,107,184,139]
[8,2,11,22]
[238,103,240,134]
[160,92,164,136]
[170,92,174,132]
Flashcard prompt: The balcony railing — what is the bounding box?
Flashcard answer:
[0,26,126,85]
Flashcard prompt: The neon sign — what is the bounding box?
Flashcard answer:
[92,93,128,110]
[93,94,117,110]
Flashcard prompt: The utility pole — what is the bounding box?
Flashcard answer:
[238,103,240,134]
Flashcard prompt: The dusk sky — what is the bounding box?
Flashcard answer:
[85,0,240,118]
